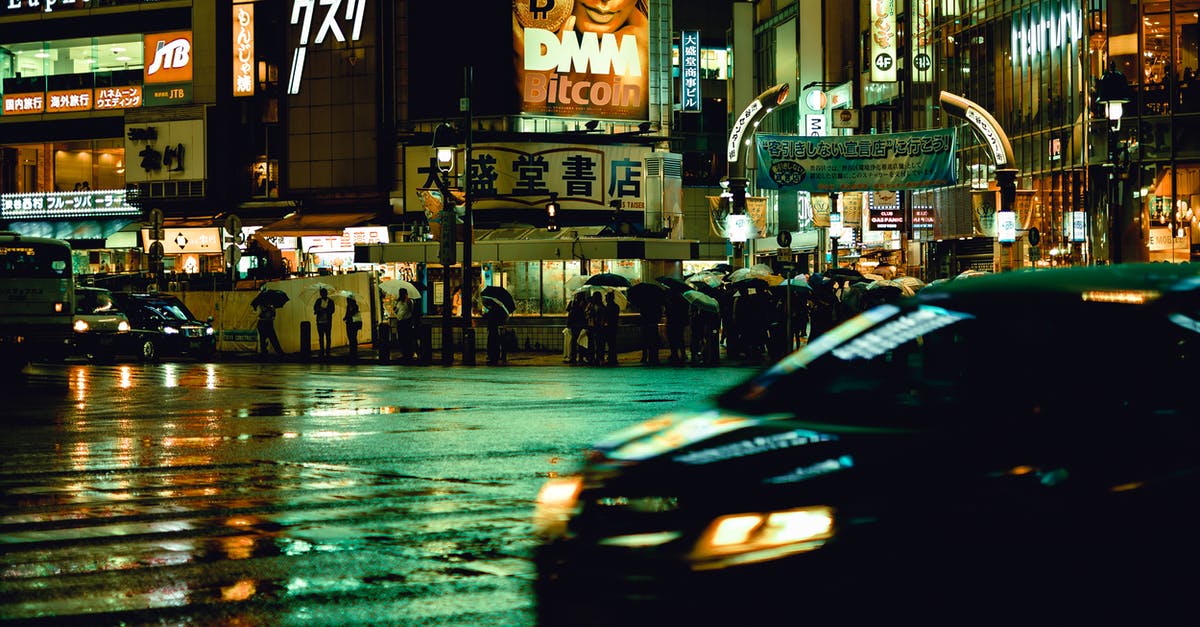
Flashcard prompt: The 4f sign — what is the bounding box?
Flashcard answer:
[144,32,193,84]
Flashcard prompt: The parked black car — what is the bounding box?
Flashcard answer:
[534,263,1200,625]
[110,292,216,361]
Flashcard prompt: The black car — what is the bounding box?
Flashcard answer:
[534,263,1200,625]
[110,292,216,361]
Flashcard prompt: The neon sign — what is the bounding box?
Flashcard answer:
[287,0,368,95]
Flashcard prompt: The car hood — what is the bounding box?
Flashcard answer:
[583,407,928,503]
[78,314,128,332]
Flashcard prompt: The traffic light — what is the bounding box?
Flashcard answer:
[546,193,560,231]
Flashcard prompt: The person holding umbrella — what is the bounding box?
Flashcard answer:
[313,287,335,358]
[664,291,689,364]
[343,293,361,361]
[391,290,415,363]
[254,286,284,357]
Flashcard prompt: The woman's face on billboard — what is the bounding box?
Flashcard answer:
[573,0,640,34]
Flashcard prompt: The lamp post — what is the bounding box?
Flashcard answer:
[433,123,457,365]
[726,83,789,268]
[460,67,475,366]
[829,201,842,269]
[1095,62,1132,265]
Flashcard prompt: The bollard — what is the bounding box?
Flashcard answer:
[300,320,311,360]
[377,322,391,363]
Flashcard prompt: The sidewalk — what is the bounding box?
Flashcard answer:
[222,344,757,367]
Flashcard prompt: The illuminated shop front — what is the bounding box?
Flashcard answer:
[923,0,1200,267]
[359,230,697,316]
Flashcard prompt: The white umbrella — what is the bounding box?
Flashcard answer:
[379,278,422,299]
[301,282,337,303]
[572,285,628,310]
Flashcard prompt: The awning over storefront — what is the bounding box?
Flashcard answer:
[356,234,700,265]
[5,218,135,248]
[257,212,377,237]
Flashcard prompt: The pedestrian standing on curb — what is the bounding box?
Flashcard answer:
[343,294,361,361]
[602,291,620,366]
[638,295,662,365]
[664,291,689,364]
[586,291,604,365]
[392,290,415,363]
[484,304,506,366]
[313,287,335,358]
[566,292,588,364]
[255,293,284,357]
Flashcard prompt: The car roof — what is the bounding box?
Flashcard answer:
[915,263,1200,304]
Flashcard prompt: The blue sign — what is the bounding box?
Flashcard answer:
[755,128,958,193]
[681,31,701,112]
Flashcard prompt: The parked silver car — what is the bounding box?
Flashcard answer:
[72,286,130,360]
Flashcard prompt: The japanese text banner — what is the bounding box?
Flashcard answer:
[755,128,958,193]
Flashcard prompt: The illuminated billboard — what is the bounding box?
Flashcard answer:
[233,3,256,97]
[513,0,650,120]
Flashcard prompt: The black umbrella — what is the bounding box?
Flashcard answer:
[584,273,632,288]
[732,277,770,293]
[707,262,734,275]
[826,267,867,283]
[626,282,666,311]
[656,276,690,293]
[251,289,289,308]
[481,285,515,315]
[688,280,725,300]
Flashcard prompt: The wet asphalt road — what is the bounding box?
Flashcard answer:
[0,359,759,626]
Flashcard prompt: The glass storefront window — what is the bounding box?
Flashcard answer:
[0,35,144,98]
[53,139,124,193]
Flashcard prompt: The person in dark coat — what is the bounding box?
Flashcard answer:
[566,292,588,364]
[485,304,506,365]
[343,294,360,360]
[256,299,284,356]
[664,292,689,364]
[586,291,605,365]
[602,291,620,366]
[313,288,335,358]
[637,296,662,365]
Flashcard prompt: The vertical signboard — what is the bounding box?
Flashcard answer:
[870,0,897,82]
[681,30,701,112]
[513,0,650,120]
[233,3,256,97]
[911,0,933,83]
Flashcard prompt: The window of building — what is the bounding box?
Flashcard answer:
[0,34,145,99]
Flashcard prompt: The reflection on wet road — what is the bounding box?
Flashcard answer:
[1,361,757,625]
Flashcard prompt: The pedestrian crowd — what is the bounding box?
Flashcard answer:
[248,266,919,367]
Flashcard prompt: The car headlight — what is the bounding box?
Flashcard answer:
[534,476,583,539]
[73,319,89,333]
[205,327,215,336]
[117,320,130,333]
[689,505,835,570]
[163,326,180,335]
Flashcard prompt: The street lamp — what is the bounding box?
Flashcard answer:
[1095,62,1132,264]
[432,122,458,365]
[726,82,789,268]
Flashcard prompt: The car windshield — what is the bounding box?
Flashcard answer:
[76,290,116,315]
[143,299,195,322]
[719,296,1200,428]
